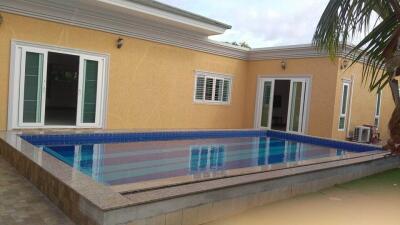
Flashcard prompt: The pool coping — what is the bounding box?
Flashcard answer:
[122,151,389,203]
[0,128,392,224]
[111,150,384,194]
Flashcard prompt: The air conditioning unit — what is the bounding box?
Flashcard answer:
[353,126,371,143]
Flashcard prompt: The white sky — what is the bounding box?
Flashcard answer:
[158,0,331,48]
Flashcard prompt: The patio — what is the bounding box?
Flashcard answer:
[0,157,74,225]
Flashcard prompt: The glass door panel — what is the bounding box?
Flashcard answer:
[82,60,98,123]
[77,56,104,127]
[287,80,306,132]
[19,49,47,127]
[259,80,274,128]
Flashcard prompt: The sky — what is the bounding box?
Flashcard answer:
[158,0,331,48]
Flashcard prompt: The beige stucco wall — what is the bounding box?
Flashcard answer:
[0,12,395,142]
[246,58,340,138]
[0,12,249,131]
[331,59,395,141]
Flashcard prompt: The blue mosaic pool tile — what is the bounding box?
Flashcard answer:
[265,130,380,152]
[21,130,263,145]
[19,129,381,152]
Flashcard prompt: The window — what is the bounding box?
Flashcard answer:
[338,81,350,130]
[194,71,232,104]
[374,92,382,128]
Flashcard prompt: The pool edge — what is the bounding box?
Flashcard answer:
[0,129,398,225]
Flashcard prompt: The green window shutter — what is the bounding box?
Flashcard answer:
[195,76,205,100]
[205,78,214,101]
[23,52,43,123]
[339,82,349,130]
[222,79,230,102]
[341,85,348,114]
[338,116,346,130]
[214,79,223,101]
[375,92,381,116]
[82,60,98,123]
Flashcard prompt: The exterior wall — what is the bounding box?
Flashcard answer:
[332,59,395,142]
[246,58,340,138]
[0,12,248,131]
[0,12,395,142]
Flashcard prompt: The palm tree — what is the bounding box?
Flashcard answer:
[313,0,400,153]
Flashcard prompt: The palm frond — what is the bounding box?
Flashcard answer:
[347,14,397,90]
[313,0,398,93]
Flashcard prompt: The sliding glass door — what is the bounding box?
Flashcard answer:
[256,78,309,133]
[287,79,307,133]
[12,43,106,129]
[259,79,274,128]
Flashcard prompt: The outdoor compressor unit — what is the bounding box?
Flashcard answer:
[353,126,371,143]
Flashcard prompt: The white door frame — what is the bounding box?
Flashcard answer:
[7,40,110,130]
[254,75,311,134]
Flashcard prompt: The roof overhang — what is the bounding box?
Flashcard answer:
[0,1,367,62]
[1,0,231,36]
[248,44,363,61]
[0,0,245,59]
[95,0,231,35]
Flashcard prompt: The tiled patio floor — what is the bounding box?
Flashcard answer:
[0,157,75,225]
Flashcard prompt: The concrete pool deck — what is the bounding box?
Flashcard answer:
[206,168,400,225]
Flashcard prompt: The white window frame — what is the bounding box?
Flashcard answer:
[338,80,351,131]
[193,71,232,105]
[7,40,109,130]
[374,91,382,129]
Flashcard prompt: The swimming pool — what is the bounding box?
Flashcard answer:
[3,129,394,225]
[21,130,382,189]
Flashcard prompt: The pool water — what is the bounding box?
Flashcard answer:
[40,136,364,186]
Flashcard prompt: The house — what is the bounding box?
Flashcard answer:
[0,0,394,142]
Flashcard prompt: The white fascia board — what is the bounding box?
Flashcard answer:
[0,0,247,59]
[0,1,364,61]
[95,0,228,35]
[248,44,361,61]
